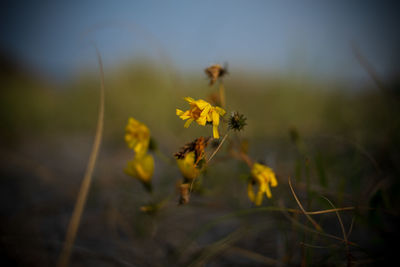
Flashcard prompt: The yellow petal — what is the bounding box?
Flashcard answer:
[184,97,195,103]
[255,188,264,206]
[184,118,194,128]
[214,106,226,116]
[176,109,184,116]
[247,182,255,202]
[200,104,211,118]
[179,110,191,120]
[270,173,278,187]
[212,110,220,126]
[195,99,210,110]
[206,112,212,122]
[213,125,220,139]
[197,116,207,126]
[265,184,272,198]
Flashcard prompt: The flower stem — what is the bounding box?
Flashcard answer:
[189,132,229,194]
[219,82,226,108]
[208,132,229,163]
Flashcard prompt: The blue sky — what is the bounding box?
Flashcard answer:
[1,1,399,83]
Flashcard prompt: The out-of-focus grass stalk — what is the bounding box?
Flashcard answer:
[288,177,322,232]
[322,196,351,265]
[218,82,226,108]
[177,204,356,260]
[57,46,105,267]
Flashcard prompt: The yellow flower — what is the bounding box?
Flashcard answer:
[125,117,150,155]
[176,97,226,138]
[176,151,200,180]
[125,153,155,184]
[247,163,278,206]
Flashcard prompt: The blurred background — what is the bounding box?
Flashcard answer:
[1,1,400,266]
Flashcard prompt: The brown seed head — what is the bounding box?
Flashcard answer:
[174,137,211,166]
[205,64,228,86]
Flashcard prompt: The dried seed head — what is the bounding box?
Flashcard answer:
[174,136,211,166]
[228,112,247,131]
[204,64,228,86]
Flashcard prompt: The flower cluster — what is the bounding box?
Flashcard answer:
[174,64,278,206]
[123,63,278,208]
[124,117,154,191]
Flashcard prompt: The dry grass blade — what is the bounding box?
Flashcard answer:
[321,196,348,245]
[305,207,355,215]
[347,216,355,239]
[321,195,352,266]
[57,45,105,267]
[278,200,359,247]
[288,177,323,232]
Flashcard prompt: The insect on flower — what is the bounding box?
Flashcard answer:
[176,97,226,138]
[247,163,278,206]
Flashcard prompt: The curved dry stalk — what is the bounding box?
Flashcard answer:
[278,201,359,247]
[321,196,348,244]
[347,216,355,239]
[288,177,323,232]
[57,46,105,267]
[321,195,351,266]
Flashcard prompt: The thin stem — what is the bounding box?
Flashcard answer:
[207,132,229,163]
[189,132,229,194]
[57,45,105,267]
[219,82,226,108]
[288,177,323,232]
